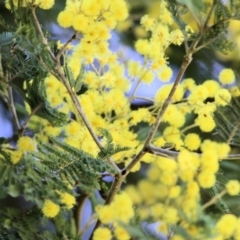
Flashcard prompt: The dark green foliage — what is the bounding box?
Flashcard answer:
[36,136,116,192]
[166,1,187,31]
[0,31,39,80]
[0,129,120,238]
[214,97,240,147]
[97,128,130,159]
[203,0,235,54]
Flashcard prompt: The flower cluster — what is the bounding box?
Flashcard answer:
[4,0,240,239]
[94,192,133,240]
[5,0,55,9]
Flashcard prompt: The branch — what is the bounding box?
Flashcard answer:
[7,80,21,132]
[56,33,76,62]
[145,144,240,160]
[56,66,121,173]
[31,6,56,61]
[124,56,192,174]
[89,173,125,240]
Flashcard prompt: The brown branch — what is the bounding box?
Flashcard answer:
[56,33,76,62]
[7,81,21,132]
[124,55,192,174]
[89,173,125,240]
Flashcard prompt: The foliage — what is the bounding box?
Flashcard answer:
[1,0,240,240]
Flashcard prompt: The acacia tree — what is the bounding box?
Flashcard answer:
[1,0,240,239]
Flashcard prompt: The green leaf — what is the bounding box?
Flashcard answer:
[177,0,204,16]
[8,185,21,197]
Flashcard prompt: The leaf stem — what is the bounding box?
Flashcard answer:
[202,189,227,210]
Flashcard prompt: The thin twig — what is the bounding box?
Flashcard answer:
[203,0,216,29]
[202,189,227,210]
[181,123,198,134]
[56,33,76,62]
[19,102,43,136]
[227,116,240,145]
[31,6,56,61]
[7,79,21,131]
[145,144,240,160]
[133,96,154,102]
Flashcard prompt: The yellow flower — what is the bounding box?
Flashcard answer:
[229,86,240,97]
[217,143,230,159]
[10,150,23,165]
[184,133,201,151]
[142,70,155,84]
[170,29,184,46]
[201,150,219,173]
[59,192,76,209]
[182,78,196,90]
[157,222,168,235]
[38,0,54,10]
[163,104,185,127]
[203,80,220,97]
[97,205,115,224]
[93,227,112,240]
[226,180,240,196]
[188,85,209,105]
[127,61,141,77]
[155,84,184,104]
[125,185,142,205]
[65,121,81,136]
[164,207,179,224]
[215,214,237,238]
[42,200,60,218]
[140,15,155,31]
[195,114,216,132]
[17,136,36,152]
[215,89,231,106]
[150,203,165,218]
[197,170,216,188]
[110,0,129,21]
[135,39,150,56]
[168,185,181,199]
[157,65,173,82]
[152,23,170,46]
[114,225,130,240]
[219,68,235,84]
[112,192,134,223]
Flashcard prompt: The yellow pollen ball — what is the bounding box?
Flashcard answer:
[219,68,235,84]
[226,180,240,196]
[42,200,60,218]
